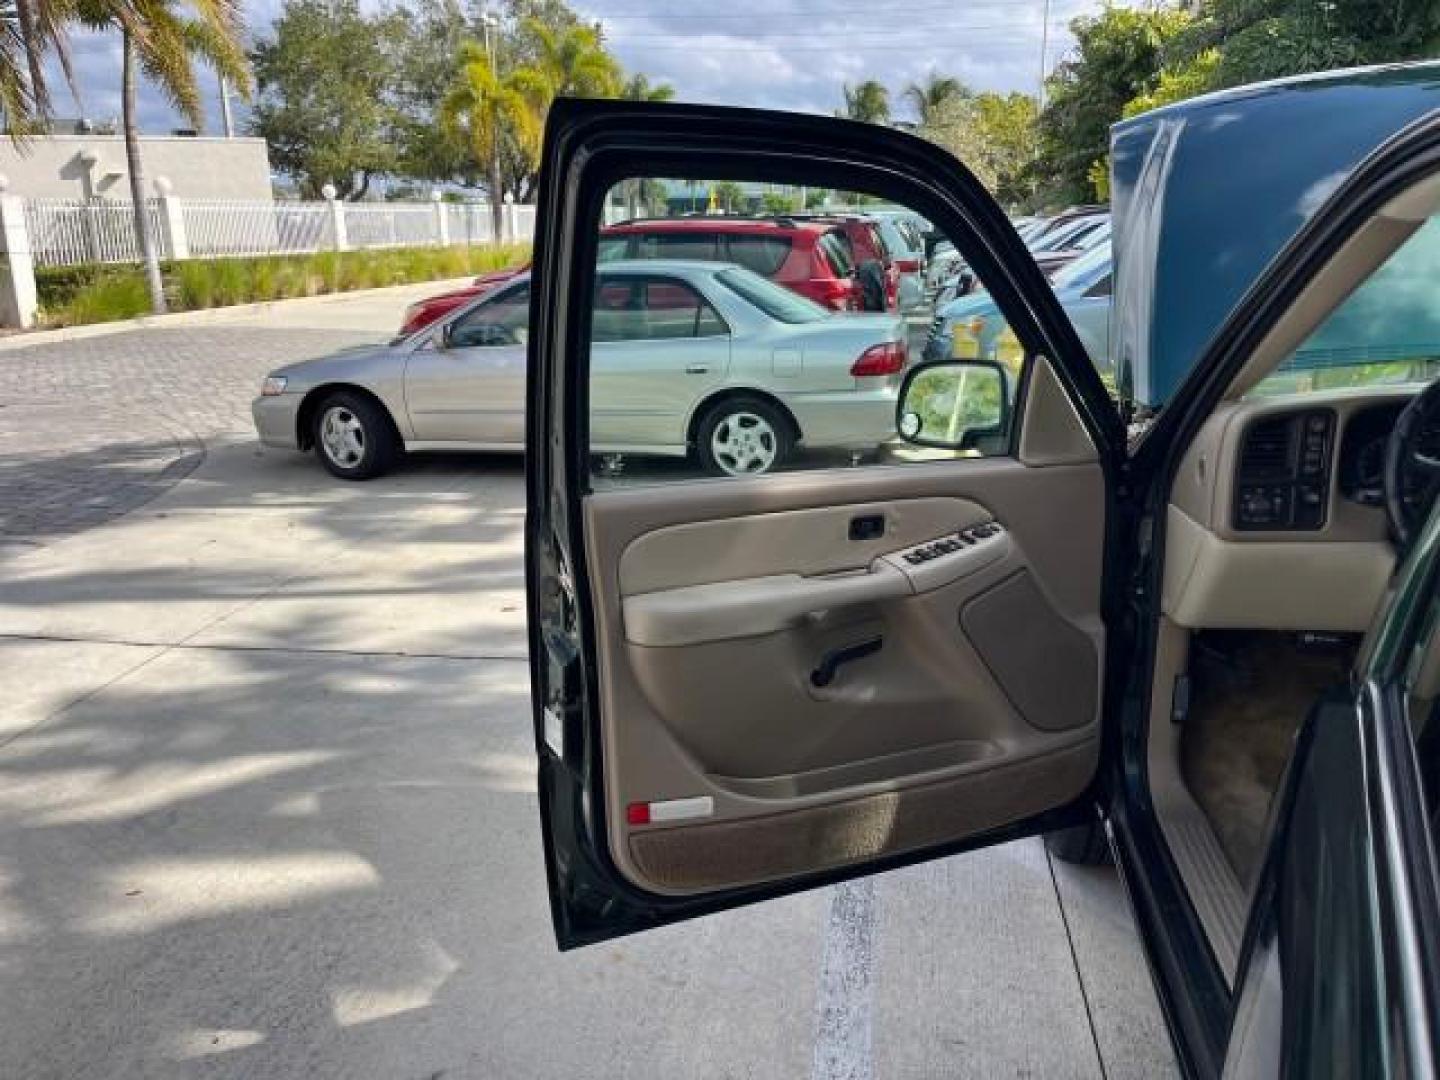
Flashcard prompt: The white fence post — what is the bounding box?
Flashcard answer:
[432,190,449,246]
[153,177,189,261]
[0,181,37,328]
[322,185,348,251]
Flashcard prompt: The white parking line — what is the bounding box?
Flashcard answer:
[811,878,877,1080]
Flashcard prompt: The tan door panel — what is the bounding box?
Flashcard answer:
[583,458,1107,896]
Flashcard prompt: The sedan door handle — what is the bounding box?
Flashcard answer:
[685,364,711,374]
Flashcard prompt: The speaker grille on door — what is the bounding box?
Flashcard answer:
[960,571,1097,732]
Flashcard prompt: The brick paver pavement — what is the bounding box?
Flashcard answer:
[0,326,375,545]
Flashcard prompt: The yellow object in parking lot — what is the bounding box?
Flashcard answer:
[995,325,1025,378]
[951,317,985,359]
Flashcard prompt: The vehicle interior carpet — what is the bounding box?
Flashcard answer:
[1179,629,1357,886]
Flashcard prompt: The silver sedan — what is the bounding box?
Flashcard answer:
[253,260,910,479]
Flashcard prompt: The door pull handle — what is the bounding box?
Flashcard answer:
[811,637,883,687]
[685,364,711,374]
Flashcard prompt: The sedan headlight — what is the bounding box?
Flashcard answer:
[260,376,288,396]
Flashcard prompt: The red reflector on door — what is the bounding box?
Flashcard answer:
[626,802,651,825]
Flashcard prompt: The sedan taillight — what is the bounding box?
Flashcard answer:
[851,340,907,377]
[893,257,922,273]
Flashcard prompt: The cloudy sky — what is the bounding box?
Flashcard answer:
[43,0,1111,135]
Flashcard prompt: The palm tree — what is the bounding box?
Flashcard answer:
[0,0,76,136]
[619,72,672,104]
[74,0,250,313]
[840,80,889,125]
[441,40,545,238]
[618,72,673,218]
[524,16,620,99]
[905,72,970,127]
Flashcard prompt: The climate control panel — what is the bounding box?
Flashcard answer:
[1233,409,1334,532]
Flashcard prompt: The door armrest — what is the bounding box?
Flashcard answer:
[623,561,913,647]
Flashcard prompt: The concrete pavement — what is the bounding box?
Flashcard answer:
[0,290,1178,1078]
[0,278,473,546]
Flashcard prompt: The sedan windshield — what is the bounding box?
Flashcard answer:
[715,266,828,323]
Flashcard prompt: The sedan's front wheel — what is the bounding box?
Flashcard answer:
[696,397,793,477]
[312,391,397,480]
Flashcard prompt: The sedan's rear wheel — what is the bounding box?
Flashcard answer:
[696,397,793,477]
[312,391,397,480]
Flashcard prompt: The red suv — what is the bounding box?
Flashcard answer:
[597,217,863,311]
[785,213,898,311]
[396,217,868,339]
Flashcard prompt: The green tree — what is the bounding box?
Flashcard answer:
[483,6,625,201]
[619,71,672,104]
[75,0,249,313]
[1139,0,1440,108]
[617,73,674,218]
[841,79,889,124]
[440,39,545,236]
[524,15,620,99]
[760,190,798,214]
[1122,48,1222,118]
[1180,0,1440,89]
[1035,5,1192,204]
[0,0,76,135]
[903,72,969,127]
[970,92,1039,205]
[389,0,474,185]
[712,180,745,213]
[250,0,400,200]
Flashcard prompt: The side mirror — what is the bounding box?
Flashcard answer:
[896,359,1010,450]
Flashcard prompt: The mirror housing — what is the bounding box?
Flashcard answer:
[896,359,1011,450]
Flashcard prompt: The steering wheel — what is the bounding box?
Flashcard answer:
[1384,379,1440,551]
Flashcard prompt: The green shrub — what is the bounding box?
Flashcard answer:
[44,269,152,325]
[35,242,531,328]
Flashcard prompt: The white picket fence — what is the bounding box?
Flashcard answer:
[24,199,170,267]
[20,196,539,268]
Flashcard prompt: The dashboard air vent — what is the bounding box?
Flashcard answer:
[1239,417,1293,479]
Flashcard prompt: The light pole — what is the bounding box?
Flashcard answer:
[1037,0,1052,107]
[479,10,502,219]
[217,72,235,138]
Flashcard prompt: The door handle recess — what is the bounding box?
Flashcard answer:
[811,637,882,687]
[623,560,912,647]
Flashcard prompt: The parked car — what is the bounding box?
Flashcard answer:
[779,213,898,311]
[1028,213,1109,277]
[522,64,1440,1080]
[924,240,1113,371]
[926,213,1104,300]
[598,216,863,311]
[255,260,908,480]
[1026,204,1107,244]
[866,208,929,311]
[395,262,529,338]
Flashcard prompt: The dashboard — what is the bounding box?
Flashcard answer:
[1232,397,1440,530]
[1165,386,1426,633]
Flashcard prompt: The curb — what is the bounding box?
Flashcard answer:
[0,276,478,351]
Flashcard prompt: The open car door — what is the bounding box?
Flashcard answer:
[526,99,1128,948]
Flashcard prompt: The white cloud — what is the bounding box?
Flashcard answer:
[39,0,1122,139]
